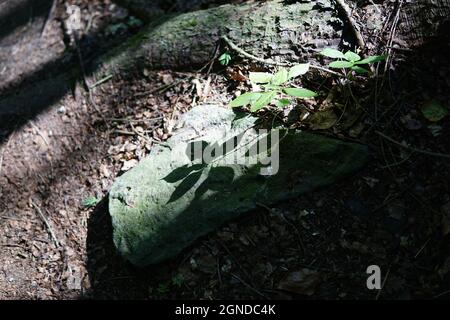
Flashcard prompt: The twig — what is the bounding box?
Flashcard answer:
[94,117,163,123]
[434,289,450,299]
[40,0,58,37]
[130,123,153,145]
[29,121,50,147]
[30,199,60,247]
[379,151,413,169]
[375,265,391,300]
[0,133,14,177]
[376,131,450,159]
[89,74,113,89]
[221,35,343,77]
[414,238,431,259]
[216,257,223,287]
[134,80,185,97]
[113,129,171,149]
[0,243,25,249]
[231,273,268,299]
[0,146,4,177]
[113,129,135,136]
[379,0,404,96]
[334,0,366,50]
[216,239,253,282]
[368,0,382,14]
[257,202,305,254]
[73,30,108,126]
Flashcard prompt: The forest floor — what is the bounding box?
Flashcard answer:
[0,0,449,299]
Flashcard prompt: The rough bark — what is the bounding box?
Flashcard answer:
[399,0,450,47]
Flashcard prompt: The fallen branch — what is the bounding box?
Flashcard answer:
[40,0,58,37]
[221,35,343,77]
[376,131,450,159]
[29,121,50,147]
[30,199,61,247]
[334,0,366,51]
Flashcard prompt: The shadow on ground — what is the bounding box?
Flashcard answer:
[86,195,189,299]
[84,24,450,299]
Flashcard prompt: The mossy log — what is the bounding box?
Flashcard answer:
[96,0,343,73]
[0,0,345,120]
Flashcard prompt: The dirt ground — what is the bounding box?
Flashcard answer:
[0,0,449,299]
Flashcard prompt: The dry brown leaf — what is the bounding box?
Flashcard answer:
[277,268,321,296]
[121,159,138,171]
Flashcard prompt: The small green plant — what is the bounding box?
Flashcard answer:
[219,52,232,66]
[320,48,386,74]
[229,63,317,112]
[82,196,99,208]
[157,283,169,295]
[171,274,185,288]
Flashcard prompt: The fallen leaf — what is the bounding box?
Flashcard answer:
[307,109,338,130]
[99,164,111,178]
[121,159,138,171]
[421,100,448,122]
[277,269,321,296]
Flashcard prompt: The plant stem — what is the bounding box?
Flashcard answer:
[376,131,450,159]
[221,35,343,77]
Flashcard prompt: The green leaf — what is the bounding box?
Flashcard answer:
[172,274,185,287]
[355,55,387,65]
[218,52,231,66]
[271,68,288,86]
[107,23,128,35]
[275,99,291,108]
[249,72,273,84]
[82,196,99,208]
[127,16,143,28]
[344,51,361,62]
[250,91,277,112]
[320,48,346,59]
[421,100,448,122]
[283,88,318,98]
[157,283,169,294]
[351,66,369,74]
[329,61,354,68]
[288,63,310,79]
[229,92,261,107]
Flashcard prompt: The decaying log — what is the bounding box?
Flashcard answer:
[96,0,344,73]
[398,0,450,47]
[0,0,348,122]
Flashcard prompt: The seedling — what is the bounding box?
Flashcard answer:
[219,52,232,66]
[229,63,317,112]
[320,48,386,74]
[171,274,185,287]
[82,196,99,208]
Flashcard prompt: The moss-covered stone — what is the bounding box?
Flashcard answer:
[109,105,369,266]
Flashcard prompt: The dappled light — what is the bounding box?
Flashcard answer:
[0,0,449,303]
